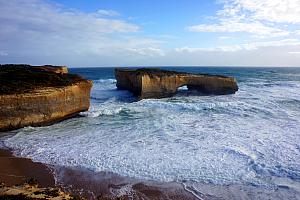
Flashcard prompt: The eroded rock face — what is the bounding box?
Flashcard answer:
[1,64,68,74]
[0,65,92,132]
[31,65,69,74]
[0,183,82,200]
[115,68,238,99]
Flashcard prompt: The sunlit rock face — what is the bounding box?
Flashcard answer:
[115,68,238,99]
[0,65,93,131]
[31,65,69,74]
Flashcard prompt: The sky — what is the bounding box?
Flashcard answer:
[1,0,300,67]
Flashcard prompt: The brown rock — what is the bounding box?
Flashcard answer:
[0,183,84,200]
[115,68,238,99]
[31,65,69,74]
[0,65,92,132]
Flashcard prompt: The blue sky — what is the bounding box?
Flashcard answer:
[1,0,300,67]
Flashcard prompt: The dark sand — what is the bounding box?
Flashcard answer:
[0,148,197,199]
[0,149,55,187]
[52,166,198,199]
[1,148,299,200]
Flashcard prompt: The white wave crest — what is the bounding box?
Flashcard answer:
[1,76,300,188]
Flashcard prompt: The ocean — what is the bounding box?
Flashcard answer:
[1,67,300,197]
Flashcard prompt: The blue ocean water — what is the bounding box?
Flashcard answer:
[1,67,300,192]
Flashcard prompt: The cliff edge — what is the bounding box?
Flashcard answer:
[115,68,238,99]
[0,65,93,132]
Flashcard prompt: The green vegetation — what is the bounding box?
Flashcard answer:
[0,65,84,95]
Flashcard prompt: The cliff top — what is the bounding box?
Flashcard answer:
[115,68,228,78]
[0,65,86,95]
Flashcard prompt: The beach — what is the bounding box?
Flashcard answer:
[0,148,55,187]
[1,148,299,200]
[0,148,199,199]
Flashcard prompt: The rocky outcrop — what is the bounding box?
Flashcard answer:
[31,65,69,74]
[115,68,238,99]
[0,183,84,200]
[1,64,68,74]
[0,65,92,132]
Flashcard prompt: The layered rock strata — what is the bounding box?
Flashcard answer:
[115,68,238,99]
[0,65,92,131]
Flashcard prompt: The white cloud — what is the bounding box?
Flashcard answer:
[218,36,232,40]
[159,41,300,67]
[0,1,138,34]
[188,20,288,37]
[0,0,164,66]
[97,9,120,17]
[187,0,300,37]
[175,46,242,53]
[220,0,300,24]
[0,51,8,56]
[127,47,165,57]
[1,0,300,67]
[175,39,300,53]
[289,51,300,54]
[183,0,300,66]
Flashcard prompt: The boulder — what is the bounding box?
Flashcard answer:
[0,65,92,132]
[115,68,238,99]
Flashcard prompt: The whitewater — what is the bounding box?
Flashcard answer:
[1,67,300,192]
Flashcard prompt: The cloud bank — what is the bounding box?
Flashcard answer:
[0,0,300,67]
[0,0,163,66]
[188,0,300,37]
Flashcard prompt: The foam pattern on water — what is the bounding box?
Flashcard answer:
[2,76,300,187]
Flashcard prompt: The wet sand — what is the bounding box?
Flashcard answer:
[53,166,300,200]
[0,148,197,199]
[0,149,55,187]
[1,148,299,200]
[52,166,198,199]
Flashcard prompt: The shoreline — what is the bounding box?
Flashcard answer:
[1,148,299,200]
[0,148,198,199]
[0,148,55,188]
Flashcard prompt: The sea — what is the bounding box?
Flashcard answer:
[1,67,300,198]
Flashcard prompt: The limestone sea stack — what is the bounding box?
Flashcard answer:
[0,64,93,132]
[115,68,238,99]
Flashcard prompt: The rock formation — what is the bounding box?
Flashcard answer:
[31,65,69,74]
[115,68,238,99]
[0,182,83,200]
[1,64,69,74]
[0,65,92,132]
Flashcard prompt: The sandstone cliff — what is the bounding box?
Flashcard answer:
[0,65,92,132]
[31,65,69,74]
[115,68,238,99]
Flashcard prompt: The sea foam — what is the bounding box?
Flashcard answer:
[2,76,300,188]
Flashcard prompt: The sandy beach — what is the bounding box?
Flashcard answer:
[1,148,299,200]
[0,148,55,187]
[0,148,198,199]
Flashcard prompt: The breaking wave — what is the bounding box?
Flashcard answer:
[2,70,300,191]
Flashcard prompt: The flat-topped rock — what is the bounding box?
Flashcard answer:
[31,65,68,74]
[0,65,93,131]
[115,68,238,99]
[1,64,68,74]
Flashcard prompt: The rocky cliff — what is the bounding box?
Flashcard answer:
[115,68,238,99]
[0,65,92,132]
